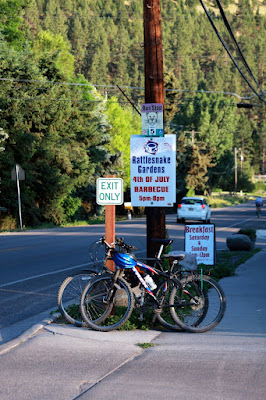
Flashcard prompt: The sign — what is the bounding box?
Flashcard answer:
[130,134,176,207]
[185,224,215,265]
[141,103,163,137]
[96,178,123,205]
[11,164,25,181]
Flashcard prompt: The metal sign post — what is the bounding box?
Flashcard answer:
[11,164,25,231]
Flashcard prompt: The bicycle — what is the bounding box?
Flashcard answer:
[256,204,262,218]
[79,242,185,332]
[57,237,136,327]
[169,272,226,333]
[79,239,226,333]
[139,241,226,333]
[59,236,226,333]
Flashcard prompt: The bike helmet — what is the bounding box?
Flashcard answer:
[112,251,137,269]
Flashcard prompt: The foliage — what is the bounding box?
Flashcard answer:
[0,0,265,224]
[210,248,260,280]
[63,196,82,222]
[0,214,17,231]
[0,37,115,226]
[0,0,27,48]
[208,194,247,208]
[176,131,215,196]
[0,126,8,152]
[32,30,75,80]
[106,97,141,188]
[137,342,155,349]
[253,181,266,195]
[237,228,256,240]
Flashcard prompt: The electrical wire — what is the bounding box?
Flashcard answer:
[214,0,265,94]
[0,96,132,104]
[199,0,266,104]
[0,78,257,101]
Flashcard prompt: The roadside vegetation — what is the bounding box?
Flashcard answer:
[1,1,266,232]
[1,186,264,232]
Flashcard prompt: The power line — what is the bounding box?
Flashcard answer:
[214,0,265,95]
[199,0,266,104]
[0,78,261,101]
[0,96,131,104]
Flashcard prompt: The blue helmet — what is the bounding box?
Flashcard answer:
[112,252,137,269]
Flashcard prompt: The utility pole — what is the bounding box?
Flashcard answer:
[144,0,165,258]
[184,130,201,144]
[234,147,238,193]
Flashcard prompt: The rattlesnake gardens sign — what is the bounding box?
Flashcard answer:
[130,135,176,207]
[185,224,215,265]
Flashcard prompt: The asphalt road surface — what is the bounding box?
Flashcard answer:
[0,199,265,339]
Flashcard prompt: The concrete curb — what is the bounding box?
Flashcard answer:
[0,312,60,355]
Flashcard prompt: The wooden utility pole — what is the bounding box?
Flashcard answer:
[144,0,165,258]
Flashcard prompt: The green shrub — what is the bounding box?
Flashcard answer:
[63,196,82,222]
[253,181,266,194]
[237,228,256,240]
[0,215,17,231]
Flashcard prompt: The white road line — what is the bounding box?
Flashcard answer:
[0,250,146,288]
[0,262,91,288]
[216,218,255,231]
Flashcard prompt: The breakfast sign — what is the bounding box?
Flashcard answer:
[185,224,216,265]
[130,134,176,207]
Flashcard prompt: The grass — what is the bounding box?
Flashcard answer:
[137,342,156,349]
[208,194,248,208]
[0,215,125,232]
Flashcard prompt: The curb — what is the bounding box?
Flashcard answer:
[0,313,60,355]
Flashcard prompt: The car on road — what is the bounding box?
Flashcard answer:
[177,196,211,223]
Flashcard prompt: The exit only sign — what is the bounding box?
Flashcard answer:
[96,178,124,205]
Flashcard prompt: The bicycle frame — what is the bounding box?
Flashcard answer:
[100,237,201,310]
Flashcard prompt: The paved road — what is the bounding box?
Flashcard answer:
[0,200,265,342]
[0,250,265,400]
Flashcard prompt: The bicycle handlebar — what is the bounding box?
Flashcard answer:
[97,236,137,252]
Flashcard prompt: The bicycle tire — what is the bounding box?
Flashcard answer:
[154,279,183,331]
[170,274,226,333]
[80,274,134,332]
[57,273,96,327]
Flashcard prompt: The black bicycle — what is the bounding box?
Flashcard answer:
[57,237,135,327]
[59,237,226,333]
[256,204,262,218]
[79,239,226,333]
[79,243,185,332]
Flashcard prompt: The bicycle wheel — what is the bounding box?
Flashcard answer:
[154,279,184,331]
[57,273,96,327]
[80,274,134,332]
[170,274,226,333]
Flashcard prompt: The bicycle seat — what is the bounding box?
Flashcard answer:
[150,238,173,246]
[162,251,186,261]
